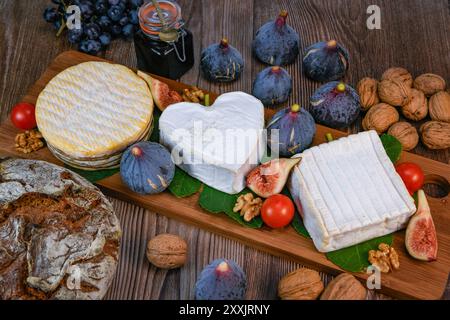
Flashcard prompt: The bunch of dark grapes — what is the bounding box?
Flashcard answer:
[43,0,143,55]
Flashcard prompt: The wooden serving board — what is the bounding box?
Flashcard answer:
[1,51,449,300]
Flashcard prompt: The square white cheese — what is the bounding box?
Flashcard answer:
[159,92,265,194]
[288,130,416,252]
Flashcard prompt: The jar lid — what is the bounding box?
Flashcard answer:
[139,1,184,38]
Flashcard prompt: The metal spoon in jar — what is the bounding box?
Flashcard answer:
[151,0,179,42]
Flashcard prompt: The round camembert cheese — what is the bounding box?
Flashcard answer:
[36,61,154,159]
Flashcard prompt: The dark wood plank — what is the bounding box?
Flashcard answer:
[0,0,449,300]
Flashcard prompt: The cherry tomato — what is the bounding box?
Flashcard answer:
[395,162,425,195]
[261,194,295,228]
[11,103,37,130]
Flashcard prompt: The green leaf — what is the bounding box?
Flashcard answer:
[281,188,311,238]
[65,165,119,183]
[149,111,161,143]
[292,213,311,239]
[325,234,394,272]
[380,134,402,163]
[199,185,263,228]
[168,167,202,198]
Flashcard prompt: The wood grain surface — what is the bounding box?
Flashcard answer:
[0,0,449,299]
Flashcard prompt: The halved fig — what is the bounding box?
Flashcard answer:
[246,157,301,198]
[405,190,438,261]
[138,71,183,111]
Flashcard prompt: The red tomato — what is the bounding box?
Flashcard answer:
[261,194,295,228]
[11,103,37,130]
[395,162,425,195]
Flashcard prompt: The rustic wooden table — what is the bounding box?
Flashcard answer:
[0,0,449,300]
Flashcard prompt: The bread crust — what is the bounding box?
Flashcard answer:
[0,158,121,300]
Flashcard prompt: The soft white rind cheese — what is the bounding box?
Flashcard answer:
[36,62,154,158]
[159,92,265,194]
[288,130,416,252]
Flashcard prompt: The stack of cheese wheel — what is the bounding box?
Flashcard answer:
[36,61,154,170]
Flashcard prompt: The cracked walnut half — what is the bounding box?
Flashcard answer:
[233,193,263,222]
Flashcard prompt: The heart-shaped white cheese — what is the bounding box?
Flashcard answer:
[159,92,265,194]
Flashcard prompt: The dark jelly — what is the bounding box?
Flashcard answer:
[134,1,194,80]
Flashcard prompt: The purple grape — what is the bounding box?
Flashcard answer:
[79,39,102,54]
[129,10,138,25]
[84,22,100,40]
[99,33,111,46]
[53,19,62,30]
[118,0,127,10]
[68,28,84,44]
[43,7,60,23]
[79,3,94,19]
[108,0,120,5]
[122,24,134,38]
[107,5,123,22]
[98,15,112,30]
[95,0,108,15]
[119,16,129,26]
[110,24,122,37]
[130,0,143,9]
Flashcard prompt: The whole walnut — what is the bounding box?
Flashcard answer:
[387,122,419,151]
[357,77,379,111]
[378,79,411,106]
[414,73,446,96]
[429,91,450,122]
[278,268,324,300]
[420,121,450,150]
[320,273,367,300]
[401,88,428,121]
[381,67,413,87]
[146,234,187,269]
[362,103,399,134]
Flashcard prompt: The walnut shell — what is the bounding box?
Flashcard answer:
[401,88,428,121]
[429,91,450,122]
[278,268,324,300]
[357,77,379,111]
[381,67,413,87]
[420,121,450,150]
[414,73,446,96]
[362,103,399,134]
[146,234,187,269]
[320,273,367,300]
[387,122,419,151]
[378,79,411,106]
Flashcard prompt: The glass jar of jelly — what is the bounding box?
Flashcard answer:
[134,0,194,80]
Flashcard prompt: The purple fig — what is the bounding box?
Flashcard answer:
[252,66,292,107]
[195,259,247,300]
[405,190,438,261]
[310,81,361,128]
[267,104,316,156]
[303,40,349,82]
[200,38,244,82]
[246,157,301,198]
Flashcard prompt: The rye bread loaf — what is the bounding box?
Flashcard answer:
[0,158,121,300]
